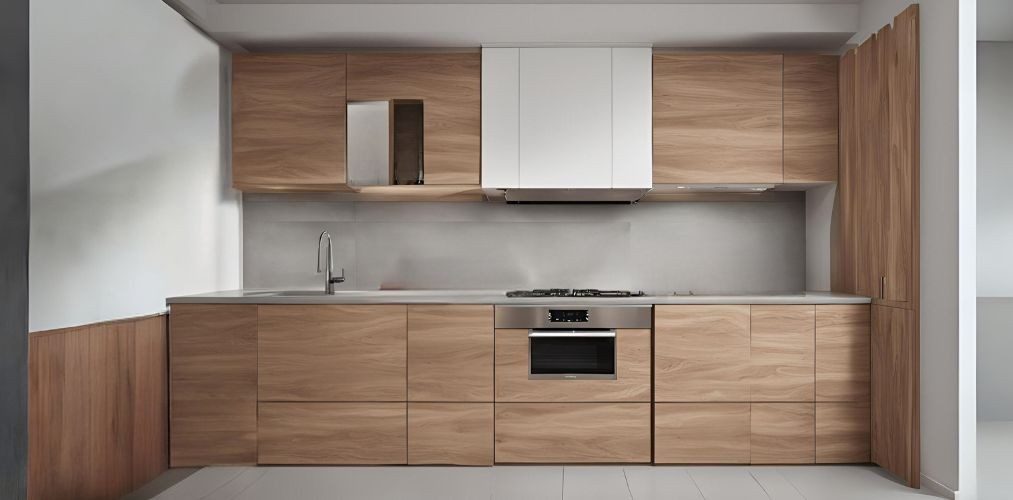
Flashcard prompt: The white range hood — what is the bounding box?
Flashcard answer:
[481,47,653,203]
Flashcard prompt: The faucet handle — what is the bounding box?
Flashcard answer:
[330,268,346,284]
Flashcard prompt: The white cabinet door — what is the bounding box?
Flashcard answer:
[481,48,520,189]
[611,48,653,189]
[518,48,613,189]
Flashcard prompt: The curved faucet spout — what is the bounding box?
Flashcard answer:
[316,231,345,294]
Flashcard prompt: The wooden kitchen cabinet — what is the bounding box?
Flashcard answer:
[346,53,481,185]
[495,403,651,463]
[654,403,750,464]
[872,304,919,484]
[750,305,815,402]
[654,305,750,402]
[816,304,870,401]
[750,403,815,464]
[258,402,407,464]
[653,53,783,184]
[258,305,407,402]
[169,304,258,466]
[232,54,347,191]
[817,402,871,463]
[495,329,651,402]
[408,305,493,402]
[784,54,839,183]
[408,403,493,465]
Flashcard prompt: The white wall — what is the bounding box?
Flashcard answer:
[29,0,241,332]
[977,43,1013,297]
[853,0,977,497]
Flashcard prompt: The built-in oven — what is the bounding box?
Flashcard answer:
[495,305,652,381]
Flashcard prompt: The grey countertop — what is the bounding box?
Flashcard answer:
[166,289,871,305]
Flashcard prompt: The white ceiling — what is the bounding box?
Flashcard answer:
[216,0,860,3]
[979,0,1013,41]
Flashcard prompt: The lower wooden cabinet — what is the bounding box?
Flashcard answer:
[257,402,407,465]
[750,403,815,464]
[408,403,493,465]
[817,402,871,463]
[495,403,651,463]
[654,403,750,464]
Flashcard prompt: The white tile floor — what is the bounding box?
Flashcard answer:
[146,465,944,500]
[979,421,1013,500]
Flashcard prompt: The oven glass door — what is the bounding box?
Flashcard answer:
[528,330,617,380]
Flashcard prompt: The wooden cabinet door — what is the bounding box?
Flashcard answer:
[653,54,783,184]
[169,304,258,466]
[751,403,815,464]
[495,329,651,402]
[232,54,347,191]
[817,402,871,463]
[495,403,651,463]
[872,304,918,486]
[750,305,815,402]
[408,305,493,402]
[408,403,493,465]
[258,402,407,464]
[783,55,839,183]
[258,305,407,402]
[654,403,750,464]
[816,305,870,402]
[855,30,889,299]
[346,53,481,185]
[654,305,750,402]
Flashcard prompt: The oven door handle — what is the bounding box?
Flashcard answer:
[528,330,616,338]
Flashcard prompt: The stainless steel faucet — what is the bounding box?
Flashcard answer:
[317,231,345,294]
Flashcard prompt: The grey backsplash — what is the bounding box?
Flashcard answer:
[243,196,806,294]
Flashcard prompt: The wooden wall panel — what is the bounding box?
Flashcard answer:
[258,402,407,465]
[816,305,870,402]
[29,315,168,500]
[258,305,407,402]
[750,403,815,464]
[784,54,839,183]
[170,304,258,466]
[408,403,493,465]
[750,305,815,402]
[232,54,347,191]
[653,54,783,184]
[655,305,751,402]
[495,403,651,463]
[654,403,750,464]
[832,49,858,294]
[347,53,481,185]
[408,305,493,402]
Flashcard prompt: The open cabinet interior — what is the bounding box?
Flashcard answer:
[347,99,425,187]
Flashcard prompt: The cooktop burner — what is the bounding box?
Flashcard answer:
[505,288,646,298]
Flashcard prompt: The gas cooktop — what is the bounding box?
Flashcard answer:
[505,288,646,298]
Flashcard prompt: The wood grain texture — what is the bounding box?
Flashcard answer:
[494,403,651,463]
[232,53,347,191]
[347,53,481,185]
[816,305,870,402]
[653,53,783,184]
[750,305,815,402]
[29,314,168,500]
[258,402,407,465]
[495,329,650,402]
[408,403,493,465]
[856,29,890,299]
[831,49,858,294]
[783,54,839,183]
[169,304,258,466]
[258,305,407,402]
[654,305,751,402]
[408,305,493,402]
[872,304,918,486]
[816,402,871,463]
[750,403,815,464]
[654,403,751,464]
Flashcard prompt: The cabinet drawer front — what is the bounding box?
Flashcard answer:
[408,403,493,465]
[816,402,871,463]
[750,305,816,402]
[408,305,493,402]
[258,403,407,465]
[495,329,650,402]
[751,403,815,464]
[816,305,871,401]
[495,403,651,463]
[259,305,407,401]
[654,403,750,464]
[654,305,750,402]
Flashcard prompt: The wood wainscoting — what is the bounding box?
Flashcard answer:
[28,313,168,500]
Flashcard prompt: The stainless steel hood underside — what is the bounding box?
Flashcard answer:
[485,188,651,203]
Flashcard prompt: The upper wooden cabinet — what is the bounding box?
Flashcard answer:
[784,55,839,183]
[653,54,783,184]
[232,54,347,191]
[347,53,481,185]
